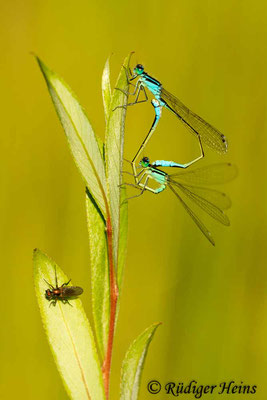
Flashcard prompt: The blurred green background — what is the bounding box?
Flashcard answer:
[1,0,267,398]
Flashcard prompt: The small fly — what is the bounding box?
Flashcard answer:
[44,268,83,307]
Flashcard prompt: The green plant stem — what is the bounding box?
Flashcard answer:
[102,213,118,399]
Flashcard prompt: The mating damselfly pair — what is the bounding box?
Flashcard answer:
[116,61,237,246]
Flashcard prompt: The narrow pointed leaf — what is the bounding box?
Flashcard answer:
[34,249,105,400]
[102,57,112,123]
[120,323,161,400]
[116,187,128,323]
[36,57,107,217]
[117,185,128,292]
[105,54,131,266]
[86,189,109,360]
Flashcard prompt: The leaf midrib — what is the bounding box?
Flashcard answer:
[47,75,108,217]
[59,303,92,400]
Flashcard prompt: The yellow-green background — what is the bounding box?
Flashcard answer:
[1,0,266,398]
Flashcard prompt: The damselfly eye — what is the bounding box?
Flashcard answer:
[134,64,144,74]
[140,157,150,168]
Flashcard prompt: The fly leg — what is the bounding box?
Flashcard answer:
[54,266,59,288]
[43,279,55,290]
[49,299,57,307]
[62,299,73,307]
[62,279,71,287]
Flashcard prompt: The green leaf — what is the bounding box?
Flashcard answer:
[86,189,109,361]
[105,54,131,266]
[36,57,108,218]
[116,187,128,323]
[102,57,112,123]
[117,185,128,293]
[34,249,105,400]
[120,323,161,400]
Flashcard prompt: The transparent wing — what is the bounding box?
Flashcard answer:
[161,88,227,154]
[182,185,231,210]
[63,286,83,297]
[168,185,215,246]
[171,163,238,186]
[169,179,230,226]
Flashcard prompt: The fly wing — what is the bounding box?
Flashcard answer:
[171,163,238,186]
[63,286,83,297]
[169,179,230,226]
[161,88,227,154]
[168,185,215,246]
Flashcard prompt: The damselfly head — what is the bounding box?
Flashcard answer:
[133,64,144,75]
[140,157,150,168]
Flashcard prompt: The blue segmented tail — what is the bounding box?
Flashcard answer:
[152,160,186,168]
